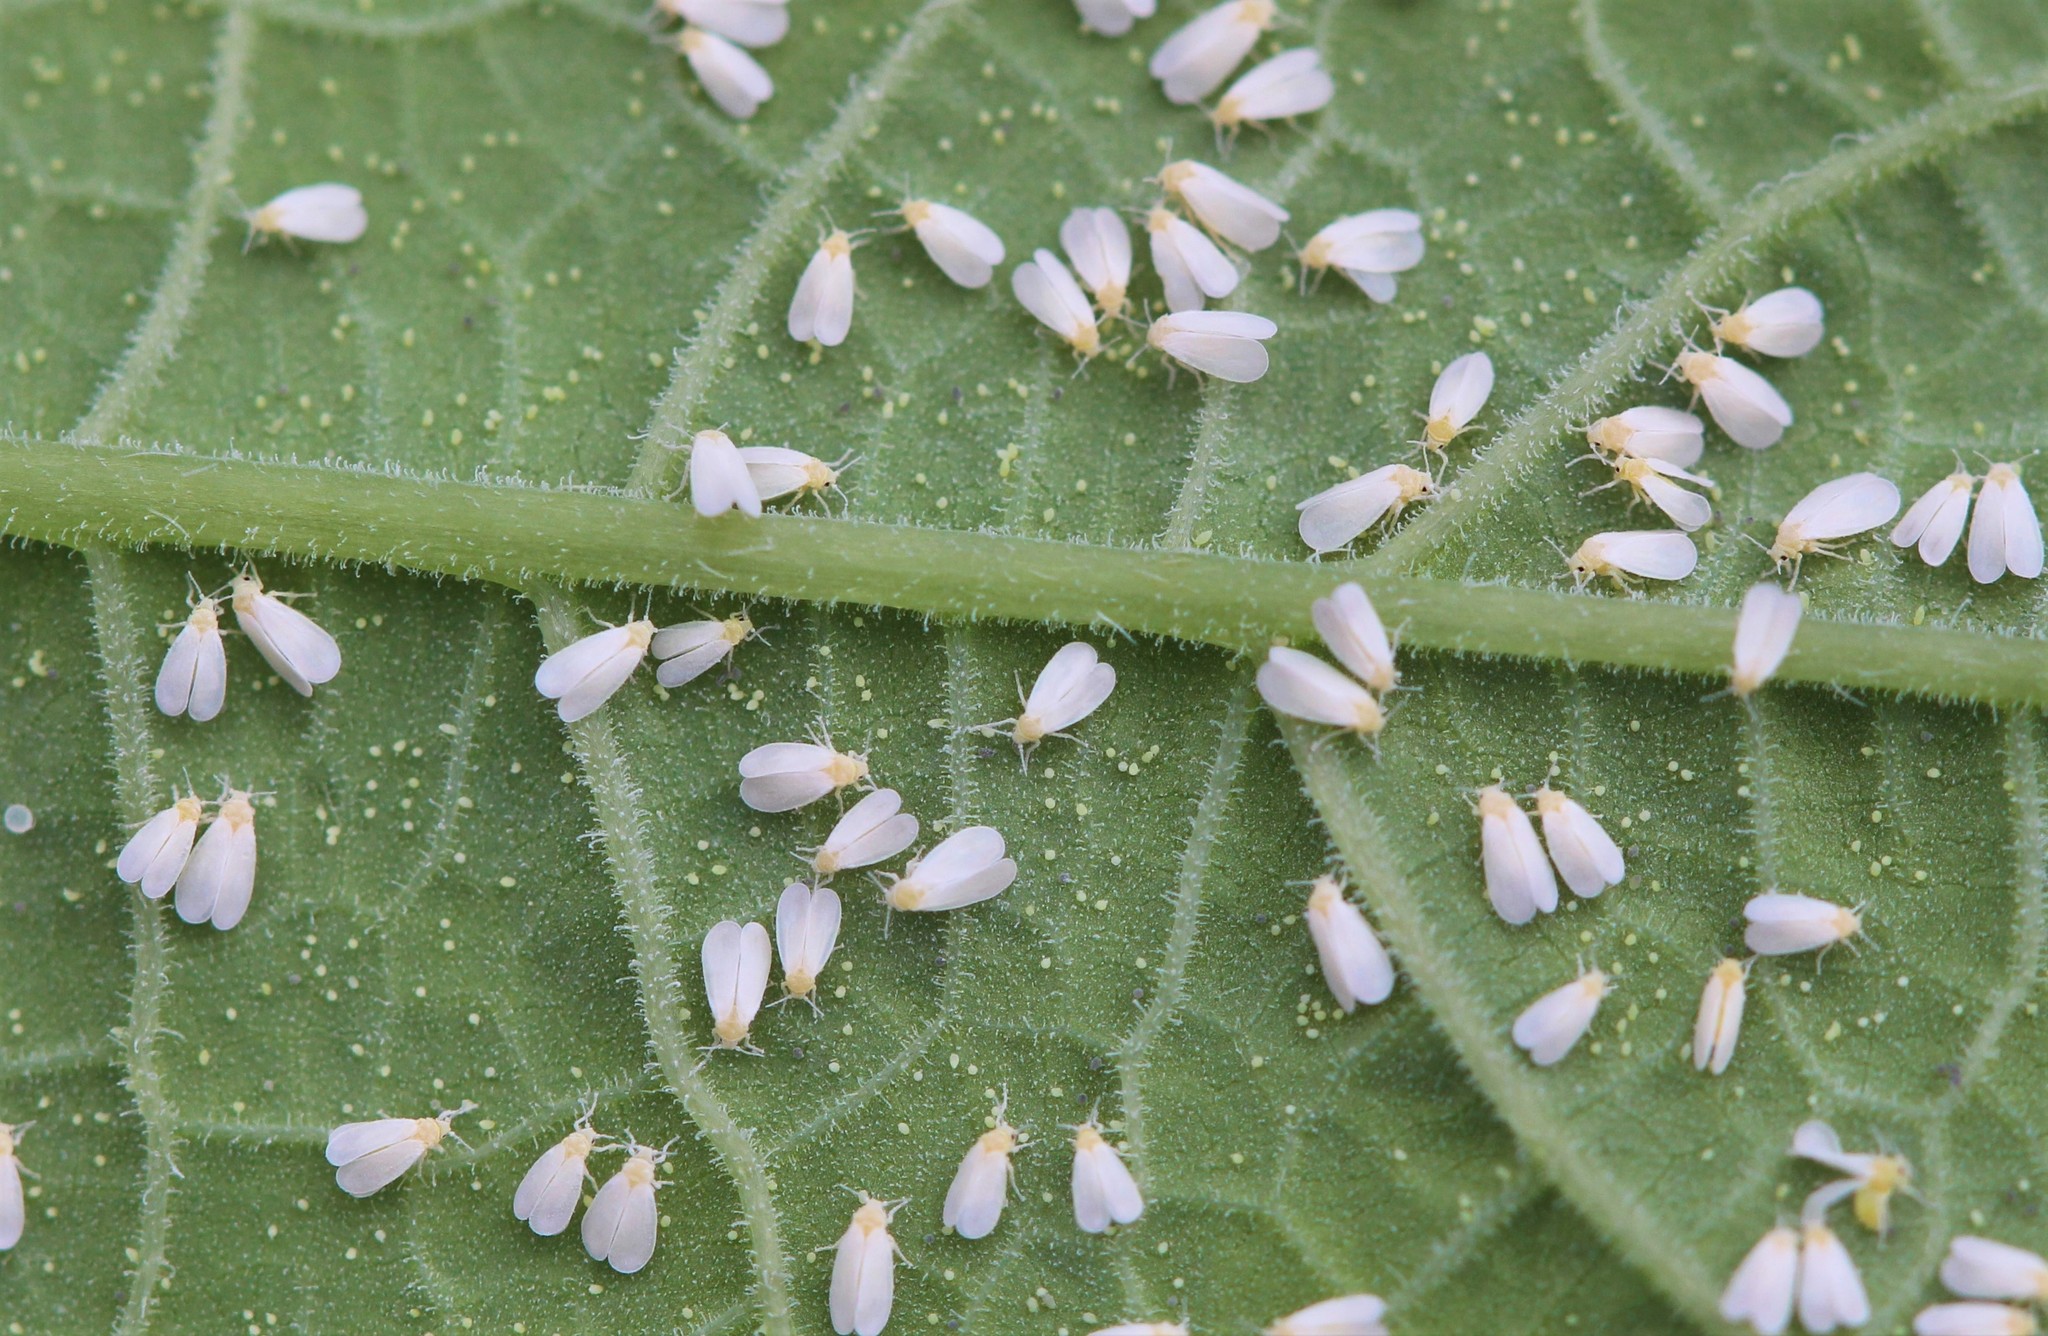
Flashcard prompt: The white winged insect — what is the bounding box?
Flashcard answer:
[1791,1120,1914,1237]
[1146,309,1276,382]
[1589,454,1714,532]
[535,617,656,722]
[1073,0,1156,37]
[514,1110,608,1237]
[652,0,788,47]
[806,788,920,881]
[651,611,756,688]
[1713,287,1825,359]
[1533,787,1624,898]
[175,787,259,931]
[1730,582,1802,697]
[1146,205,1239,312]
[1798,1218,1871,1334]
[881,827,1018,914]
[942,1097,1020,1240]
[1767,472,1901,580]
[230,568,341,697]
[900,198,1005,289]
[1295,463,1436,555]
[1676,348,1793,449]
[582,1142,668,1274]
[1913,1303,2038,1336]
[675,26,774,118]
[1585,406,1707,468]
[1969,462,2045,585]
[1940,1236,2048,1301]
[1476,785,1557,925]
[155,581,228,722]
[325,1102,472,1198]
[1419,352,1493,456]
[0,1122,30,1251]
[688,427,764,517]
[789,229,857,346]
[739,446,850,508]
[988,641,1117,768]
[1310,580,1396,693]
[703,919,772,1053]
[1892,470,1975,568]
[1304,875,1394,1011]
[830,1191,908,1336]
[1149,0,1277,104]
[1011,249,1102,361]
[1157,159,1288,251]
[1071,1117,1143,1232]
[737,731,870,812]
[1059,207,1133,321]
[1692,957,1749,1075]
[1563,530,1700,591]
[1720,1224,1800,1336]
[118,789,208,900]
[1743,892,1864,958]
[243,183,367,247]
[774,882,842,1011]
[1254,646,1383,743]
[1090,1325,1187,1336]
[1265,1294,1388,1336]
[1211,48,1332,141]
[1296,208,1424,304]
[1511,964,1608,1067]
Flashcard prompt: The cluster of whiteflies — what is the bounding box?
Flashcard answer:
[670,426,850,518]
[790,153,1413,382]
[1577,287,2040,591]
[1245,563,1868,1080]
[1916,1236,2048,1336]
[1295,352,1485,552]
[1721,1120,2048,1335]
[651,0,787,119]
[1254,581,1398,745]
[114,785,263,930]
[153,567,342,723]
[1559,287,1834,592]
[1719,1119,1915,1334]
[1089,0,1339,151]
[319,1089,1160,1336]
[1891,460,2044,584]
[675,649,1120,1041]
[532,608,757,721]
[116,565,343,932]
[783,1,1418,387]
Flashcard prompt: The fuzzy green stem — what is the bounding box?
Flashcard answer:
[6,437,2046,707]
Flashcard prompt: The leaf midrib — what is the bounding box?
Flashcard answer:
[12,436,2048,709]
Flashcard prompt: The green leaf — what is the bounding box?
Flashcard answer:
[3,0,2047,1331]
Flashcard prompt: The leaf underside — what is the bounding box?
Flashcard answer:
[2,0,2046,1333]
